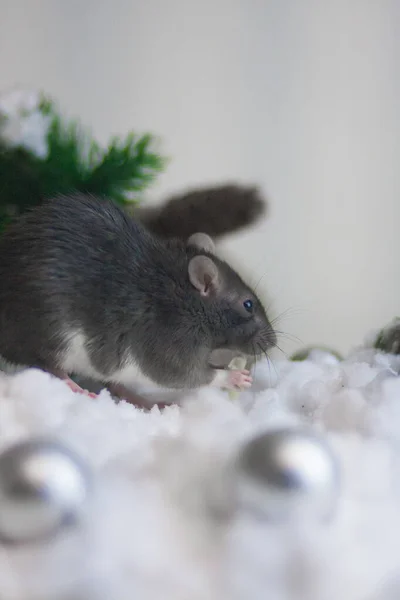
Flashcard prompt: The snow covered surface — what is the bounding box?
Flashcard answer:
[1,346,400,600]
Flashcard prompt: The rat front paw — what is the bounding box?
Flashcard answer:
[220,369,252,391]
[228,369,253,390]
[211,368,253,391]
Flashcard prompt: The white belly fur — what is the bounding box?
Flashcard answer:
[108,363,160,389]
[61,330,161,389]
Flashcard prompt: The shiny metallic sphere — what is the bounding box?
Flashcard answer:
[236,427,340,521]
[0,438,92,543]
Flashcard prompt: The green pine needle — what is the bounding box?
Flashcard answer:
[0,92,166,232]
[83,133,166,203]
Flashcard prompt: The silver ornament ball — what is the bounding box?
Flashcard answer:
[0,438,92,543]
[236,427,340,521]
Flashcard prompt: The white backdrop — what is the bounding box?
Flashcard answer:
[0,0,399,355]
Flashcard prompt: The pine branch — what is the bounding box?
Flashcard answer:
[0,145,43,231]
[38,115,91,197]
[0,89,167,232]
[82,133,166,204]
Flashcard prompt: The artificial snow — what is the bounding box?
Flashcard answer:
[1,348,400,599]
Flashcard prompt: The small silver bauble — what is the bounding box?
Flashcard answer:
[0,438,92,543]
[235,427,340,521]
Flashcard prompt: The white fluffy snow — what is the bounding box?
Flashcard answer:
[0,88,51,159]
[1,346,400,600]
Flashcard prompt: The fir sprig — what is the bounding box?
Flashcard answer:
[0,90,166,232]
[82,133,165,204]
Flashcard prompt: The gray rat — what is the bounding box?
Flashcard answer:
[0,193,276,408]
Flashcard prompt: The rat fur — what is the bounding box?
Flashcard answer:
[0,193,276,405]
[135,183,266,240]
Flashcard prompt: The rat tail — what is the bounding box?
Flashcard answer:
[134,183,267,240]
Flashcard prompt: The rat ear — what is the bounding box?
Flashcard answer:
[187,232,215,254]
[188,256,220,296]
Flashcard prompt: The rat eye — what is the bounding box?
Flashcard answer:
[243,299,253,313]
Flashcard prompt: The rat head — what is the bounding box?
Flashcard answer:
[187,233,277,358]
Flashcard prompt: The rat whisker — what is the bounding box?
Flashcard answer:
[271,306,307,325]
[264,351,271,382]
[274,330,304,345]
[256,342,277,381]
[256,341,268,357]
[251,344,259,380]
[252,272,267,294]
[271,357,278,381]
[264,350,278,384]
[251,348,259,380]
[274,344,290,360]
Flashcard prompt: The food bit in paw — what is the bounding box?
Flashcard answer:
[63,378,97,399]
[226,356,251,399]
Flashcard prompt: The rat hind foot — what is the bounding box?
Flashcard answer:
[63,377,97,399]
[41,367,98,398]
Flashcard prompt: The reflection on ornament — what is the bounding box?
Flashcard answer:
[235,427,340,521]
[0,438,92,543]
